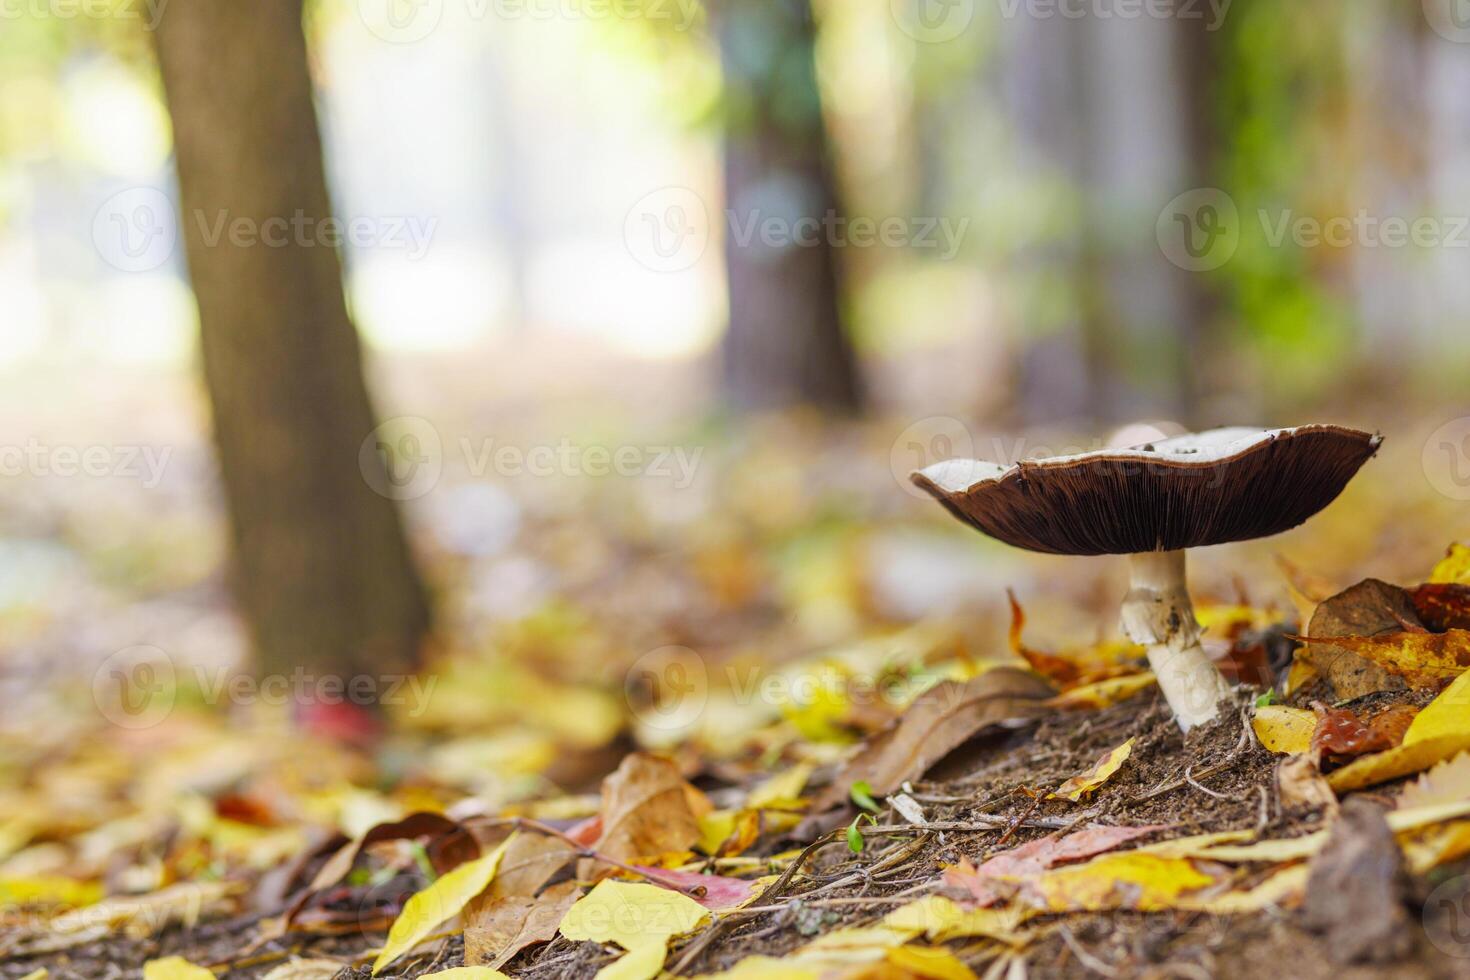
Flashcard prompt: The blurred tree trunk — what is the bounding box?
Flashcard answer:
[153,0,430,684]
[1008,8,1218,427]
[712,0,863,414]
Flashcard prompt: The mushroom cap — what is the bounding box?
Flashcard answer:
[911,425,1382,556]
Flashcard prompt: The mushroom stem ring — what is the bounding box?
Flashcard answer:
[1120,550,1233,731]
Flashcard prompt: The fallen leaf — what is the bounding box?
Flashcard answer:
[1300,579,1419,698]
[558,879,707,951]
[1051,738,1134,801]
[1400,820,1470,874]
[882,894,1024,943]
[696,808,761,857]
[143,959,215,980]
[308,812,468,895]
[465,880,581,969]
[1329,669,1470,790]
[1027,852,1217,912]
[943,825,1162,906]
[1174,863,1308,913]
[883,944,980,980]
[1312,702,1416,758]
[1252,705,1316,754]
[1400,751,1470,808]
[630,866,759,910]
[1007,591,1143,689]
[260,960,345,980]
[595,754,709,864]
[420,969,512,979]
[746,764,814,809]
[1276,753,1337,812]
[1302,630,1470,689]
[372,833,517,975]
[814,668,1055,809]
[1430,543,1470,585]
[1045,673,1155,711]
[1409,583,1470,631]
[1301,798,1413,964]
[592,940,668,980]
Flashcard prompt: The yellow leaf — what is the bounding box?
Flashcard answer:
[1402,820,1470,874]
[559,880,707,951]
[880,895,1024,944]
[593,940,668,980]
[1176,864,1308,913]
[1046,674,1155,711]
[885,945,979,980]
[0,876,103,908]
[420,970,512,979]
[1431,543,1470,584]
[1134,830,1254,857]
[693,957,820,979]
[372,833,516,975]
[1030,852,1216,911]
[1192,837,1322,863]
[143,959,216,980]
[1251,706,1317,755]
[747,764,814,809]
[260,961,346,980]
[19,971,48,980]
[1327,735,1470,791]
[1283,658,1318,696]
[1051,738,1134,801]
[1408,669,1470,743]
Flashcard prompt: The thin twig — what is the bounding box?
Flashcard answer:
[1183,765,1228,800]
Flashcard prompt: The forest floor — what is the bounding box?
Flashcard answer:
[3,388,1470,978]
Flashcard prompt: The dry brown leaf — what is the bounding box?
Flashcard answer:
[465,880,581,969]
[1301,798,1413,964]
[594,753,710,864]
[1299,579,1420,698]
[1276,753,1337,812]
[1311,702,1417,758]
[1007,591,1142,689]
[1303,630,1470,689]
[814,668,1055,810]
[1409,583,1470,632]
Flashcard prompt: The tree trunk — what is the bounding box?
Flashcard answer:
[713,0,863,414]
[153,0,430,684]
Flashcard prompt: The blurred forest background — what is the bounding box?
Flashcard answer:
[2,0,1470,747]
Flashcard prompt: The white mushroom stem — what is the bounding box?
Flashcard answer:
[1120,550,1233,732]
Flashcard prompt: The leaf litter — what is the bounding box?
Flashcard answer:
[7,420,1470,979]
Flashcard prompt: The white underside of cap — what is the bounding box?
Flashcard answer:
[916,426,1292,494]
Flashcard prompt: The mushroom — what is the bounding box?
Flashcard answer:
[911,425,1382,731]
